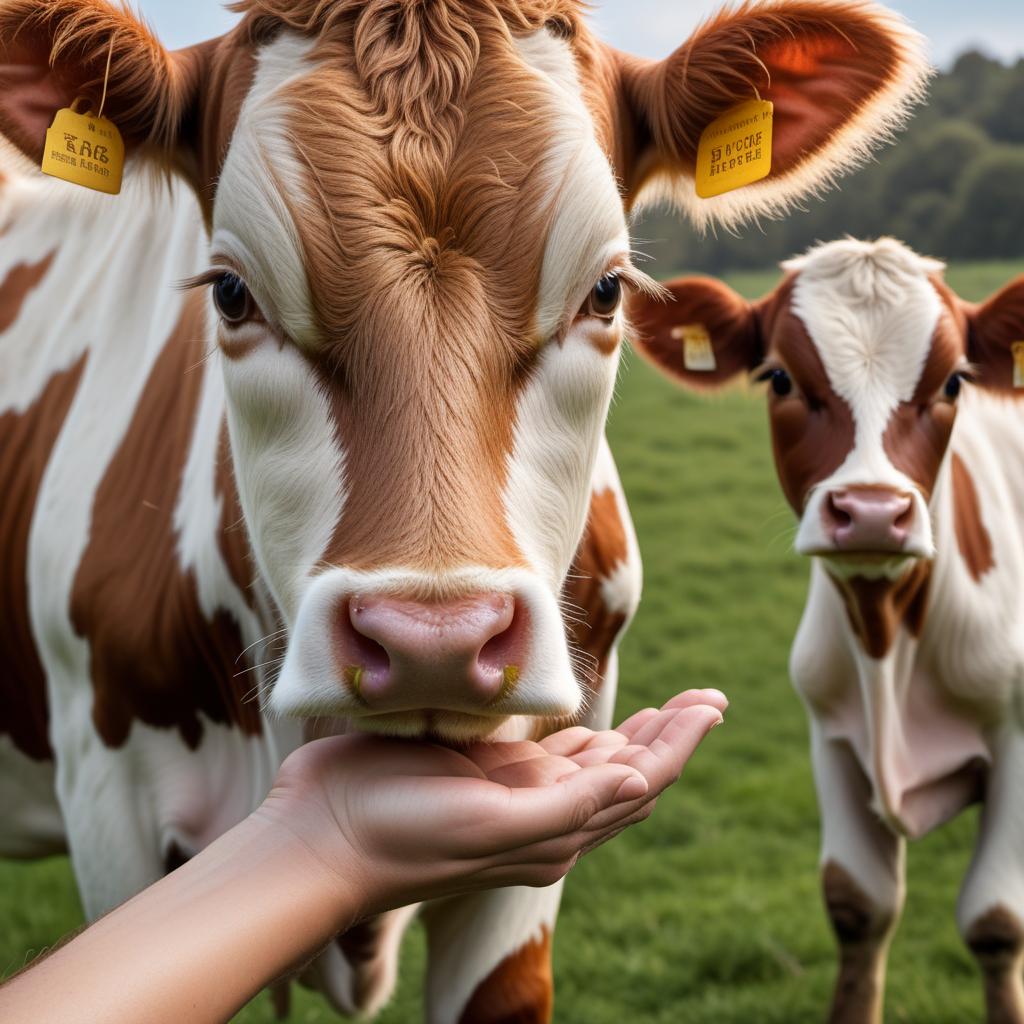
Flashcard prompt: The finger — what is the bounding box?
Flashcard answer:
[609,705,722,796]
[613,706,660,741]
[662,688,729,714]
[479,762,649,853]
[462,739,547,775]
[540,727,627,759]
[537,726,598,757]
[615,691,726,743]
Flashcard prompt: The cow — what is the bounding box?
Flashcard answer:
[629,237,1024,1024]
[0,0,929,1019]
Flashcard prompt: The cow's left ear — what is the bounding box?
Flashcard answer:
[607,0,931,230]
[628,277,762,391]
[0,0,244,211]
[963,276,1024,393]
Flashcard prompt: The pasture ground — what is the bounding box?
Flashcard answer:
[2,260,1021,1022]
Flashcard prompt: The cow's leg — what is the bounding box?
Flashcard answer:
[958,727,1024,1024]
[811,725,905,1024]
[421,881,563,1024]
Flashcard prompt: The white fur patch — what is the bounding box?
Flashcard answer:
[213,32,319,345]
[221,340,346,624]
[514,30,629,339]
[787,239,943,558]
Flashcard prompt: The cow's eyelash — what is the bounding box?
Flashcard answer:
[178,268,240,292]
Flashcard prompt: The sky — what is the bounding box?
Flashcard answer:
[138,0,1023,69]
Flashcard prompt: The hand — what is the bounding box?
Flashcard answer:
[258,689,727,919]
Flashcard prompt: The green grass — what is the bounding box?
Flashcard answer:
[2,260,1020,1022]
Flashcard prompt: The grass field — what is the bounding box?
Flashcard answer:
[2,259,1022,1022]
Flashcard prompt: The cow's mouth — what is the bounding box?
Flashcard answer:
[348,708,514,744]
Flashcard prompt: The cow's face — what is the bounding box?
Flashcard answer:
[210,27,634,737]
[1,0,930,738]
[631,238,1024,580]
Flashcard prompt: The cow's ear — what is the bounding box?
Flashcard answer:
[964,276,1024,394]
[628,277,761,391]
[609,1,930,230]
[0,1,200,159]
[0,0,242,206]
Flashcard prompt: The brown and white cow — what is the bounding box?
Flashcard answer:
[0,1,928,1019]
[631,237,1024,1023]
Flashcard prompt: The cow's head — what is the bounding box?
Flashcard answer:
[631,238,1024,580]
[1,1,929,739]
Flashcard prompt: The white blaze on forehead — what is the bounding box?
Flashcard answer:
[514,30,628,339]
[788,238,944,467]
[214,32,319,345]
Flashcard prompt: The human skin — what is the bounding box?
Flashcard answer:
[0,689,726,1024]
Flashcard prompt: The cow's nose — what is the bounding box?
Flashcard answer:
[336,593,527,711]
[823,487,914,552]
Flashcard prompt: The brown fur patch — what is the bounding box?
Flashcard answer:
[761,277,856,513]
[830,561,931,659]
[965,905,1024,1024]
[951,453,994,584]
[882,309,964,501]
[822,860,893,1024]
[70,294,260,749]
[563,488,629,694]
[215,420,255,604]
[0,355,87,761]
[459,927,553,1024]
[0,251,55,334]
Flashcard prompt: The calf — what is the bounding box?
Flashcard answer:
[0,0,928,1018]
[630,237,1024,1023]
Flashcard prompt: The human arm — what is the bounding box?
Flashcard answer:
[0,689,725,1024]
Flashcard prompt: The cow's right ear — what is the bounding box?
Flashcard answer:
[0,1,199,160]
[0,0,244,212]
[628,277,761,391]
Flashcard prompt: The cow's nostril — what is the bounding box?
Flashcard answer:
[827,493,852,528]
[894,499,914,532]
[478,599,528,700]
[340,599,390,699]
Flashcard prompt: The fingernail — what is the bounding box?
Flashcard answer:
[614,775,648,803]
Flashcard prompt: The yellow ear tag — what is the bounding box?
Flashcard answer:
[673,323,716,372]
[1012,341,1024,389]
[696,98,773,199]
[41,104,124,195]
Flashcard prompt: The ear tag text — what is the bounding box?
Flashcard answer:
[41,105,124,195]
[673,323,716,372]
[696,99,773,199]
[1012,341,1024,390]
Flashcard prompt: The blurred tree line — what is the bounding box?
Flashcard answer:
[636,51,1024,275]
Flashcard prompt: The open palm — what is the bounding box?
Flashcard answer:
[264,690,727,918]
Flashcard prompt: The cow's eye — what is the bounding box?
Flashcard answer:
[584,274,622,319]
[757,367,793,397]
[944,372,964,400]
[212,273,252,324]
